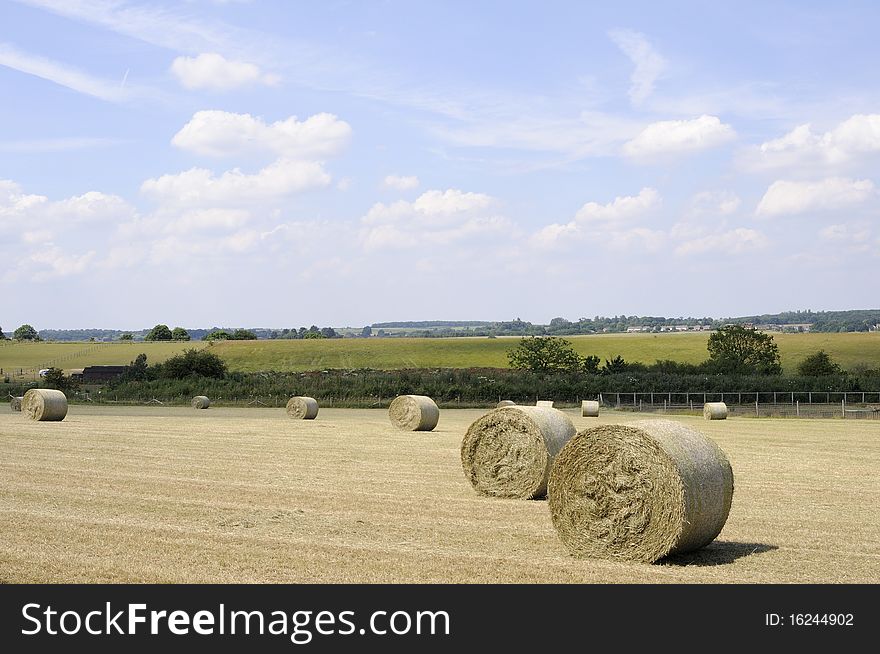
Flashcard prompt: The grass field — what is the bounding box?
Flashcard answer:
[2,331,880,375]
[1,406,877,583]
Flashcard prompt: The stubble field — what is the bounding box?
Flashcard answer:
[1,406,877,583]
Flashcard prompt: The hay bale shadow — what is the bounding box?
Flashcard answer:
[662,541,777,567]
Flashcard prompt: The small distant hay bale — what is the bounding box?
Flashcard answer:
[22,389,68,422]
[388,395,439,431]
[191,395,211,409]
[536,400,554,407]
[286,396,319,420]
[496,400,516,408]
[703,402,728,420]
[10,396,23,412]
[548,419,733,563]
[461,406,576,499]
[581,400,599,417]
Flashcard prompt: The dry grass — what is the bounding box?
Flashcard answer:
[0,406,877,583]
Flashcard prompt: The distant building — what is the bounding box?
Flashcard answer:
[81,366,127,383]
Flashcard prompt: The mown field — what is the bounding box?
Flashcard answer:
[0,406,877,583]
[2,332,880,375]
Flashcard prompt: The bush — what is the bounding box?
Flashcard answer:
[797,350,842,376]
[155,349,227,379]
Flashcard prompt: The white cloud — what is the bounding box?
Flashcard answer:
[675,228,768,256]
[756,177,875,217]
[742,114,880,171]
[383,175,420,191]
[171,110,351,159]
[0,180,134,229]
[818,222,872,253]
[360,189,508,250]
[0,41,138,103]
[689,190,741,217]
[608,29,667,105]
[574,187,661,225]
[170,52,278,90]
[140,159,331,207]
[27,246,96,280]
[623,115,736,159]
[533,188,662,249]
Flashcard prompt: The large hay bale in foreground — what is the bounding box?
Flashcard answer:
[496,400,516,408]
[287,396,319,420]
[10,396,23,412]
[548,419,734,563]
[191,395,211,409]
[536,400,554,407]
[581,400,599,417]
[461,406,576,499]
[22,389,68,422]
[389,395,439,431]
[703,402,728,420]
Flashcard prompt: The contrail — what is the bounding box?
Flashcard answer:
[120,67,129,89]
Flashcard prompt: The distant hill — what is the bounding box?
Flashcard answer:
[24,309,880,341]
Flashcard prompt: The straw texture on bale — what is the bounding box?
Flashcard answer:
[703,402,728,420]
[496,400,516,408]
[286,396,319,420]
[461,406,577,499]
[10,396,23,412]
[536,400,554,407]
[388,395,440,431]
[581,400,599,417]
[191,396,211,409]
[22,389,68,422]
[548,419,734,563]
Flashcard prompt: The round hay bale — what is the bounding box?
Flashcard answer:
[496,400,516,408]
[191,395,211,409]
[388,395,439,431]
[22,389,68,422]
[10,396,23,412]
[536,400,554,407]
[461,406,577,499]
[286,396,319,420]
[581,400,599,417]
[548,419,734,563]
[703,402,728,420]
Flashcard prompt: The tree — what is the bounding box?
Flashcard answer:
[320,327,338,339]
[797,350,843,376]
[14,324,40,341]
[303,331,324,339]
[144,324,172,341]
[43,367,77,393]
[507,336,582,374]
[0,326,6,340]
[707,325,782,374]
[583,355,601,374]
[231,328,257,340]
[601,355,628,375]
[361,326,372,337]
[157,349,227,379]
[171,327,191,341]
[204,330,231,340]
[125,353,149,381]
[119,332,133,341]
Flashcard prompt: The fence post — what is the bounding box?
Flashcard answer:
[755,399,758,416]
[842,399,845,418]
[796,400,799,417]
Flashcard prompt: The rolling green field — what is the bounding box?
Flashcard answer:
[1,332,879,375]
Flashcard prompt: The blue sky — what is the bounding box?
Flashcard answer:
[1,0,878,329]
